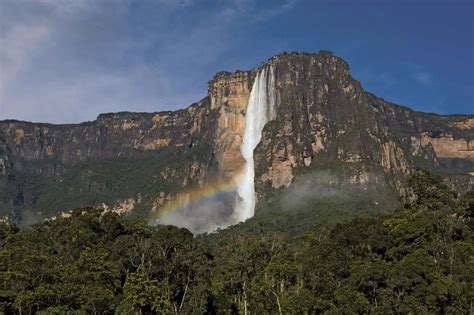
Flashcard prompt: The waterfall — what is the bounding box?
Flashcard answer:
[235,65,276,222]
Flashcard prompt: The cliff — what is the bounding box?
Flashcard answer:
[1,51,473,225]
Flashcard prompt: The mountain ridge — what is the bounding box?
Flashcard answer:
[2,50,471,126]
[1,51,472,228]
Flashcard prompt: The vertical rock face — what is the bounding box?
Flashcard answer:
[0,100,221,222]
[0,133,11,175]
[0,51,472,226]
[419,134,473,159]
[208,71,252,181]
[251,52,473,200]
[0,102,215,163]
[254,52,415,193]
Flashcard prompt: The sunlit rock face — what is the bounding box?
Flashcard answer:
[419,133,473,159]
[208,71,251,181]
[1,51,472,228]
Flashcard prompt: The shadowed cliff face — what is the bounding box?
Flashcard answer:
[1,51,473,227]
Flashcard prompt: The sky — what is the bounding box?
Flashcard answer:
[0,0,473,124]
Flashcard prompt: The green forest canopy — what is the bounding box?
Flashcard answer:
[0,171,473,314]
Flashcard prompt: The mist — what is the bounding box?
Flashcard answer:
[156,191,239,234]
[280,170,354,211]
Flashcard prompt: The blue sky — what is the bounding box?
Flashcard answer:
[1,0,472,123]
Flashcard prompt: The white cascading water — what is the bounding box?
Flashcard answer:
[235,65,276,222]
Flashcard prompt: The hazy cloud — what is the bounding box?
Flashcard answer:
[0,0,296,123]
[156,191,238,234]
[280,171,347,211]
[413,71,433,86]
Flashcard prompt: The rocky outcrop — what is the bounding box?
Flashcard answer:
[0,133,12,175]
[451,118,474,130]
[251,53,472,197]
[419,134,473,159]
[208,71,253,180]
[0,100,215,163]
[1,51,472,223]
[253,52,414,194]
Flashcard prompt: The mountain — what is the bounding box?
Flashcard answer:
[1,51,473,231]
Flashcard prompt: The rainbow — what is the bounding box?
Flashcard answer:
[151,176,241,220]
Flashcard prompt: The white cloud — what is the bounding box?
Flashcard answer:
[0,0,297,123]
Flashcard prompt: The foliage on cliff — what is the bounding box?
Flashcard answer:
[0,171,473,314]
[0,143,214,220]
